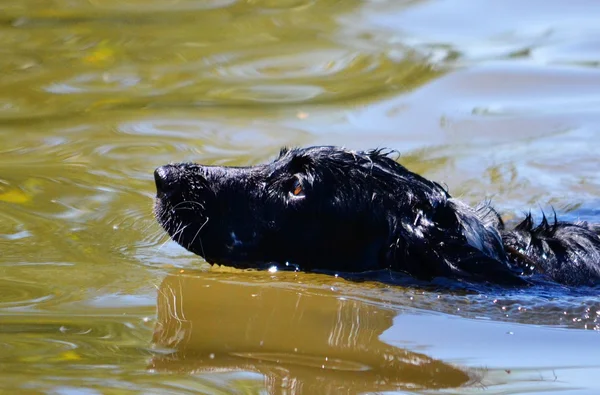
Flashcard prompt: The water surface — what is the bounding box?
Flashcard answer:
[1,0,599,393]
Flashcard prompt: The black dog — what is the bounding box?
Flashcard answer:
[153,146,600,286]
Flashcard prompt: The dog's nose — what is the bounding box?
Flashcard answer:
[154,165,180,196]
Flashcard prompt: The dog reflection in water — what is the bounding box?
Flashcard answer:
[150,271,472,393]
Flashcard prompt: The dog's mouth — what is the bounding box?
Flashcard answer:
[153,166,178,231]
[153,196,213,259]
[153,164,208,251]
[152,196,174,232]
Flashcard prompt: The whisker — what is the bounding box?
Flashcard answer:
[158,220,184,252]
[173,200,205,211]
[156,237,171,253]
[188,216,210,258]
[176,224,189,245]
[156,220,181,253]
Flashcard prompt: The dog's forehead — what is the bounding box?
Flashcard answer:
[274,146,339,170]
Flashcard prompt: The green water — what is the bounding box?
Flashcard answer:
[1,0,599,393]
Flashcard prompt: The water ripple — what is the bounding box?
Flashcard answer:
[45,72,142,94]
[210,49,384,80]
[30,43,435,114]
[0,279,60,310]
[117,117,312,164]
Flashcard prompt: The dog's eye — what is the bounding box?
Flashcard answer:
[289,178,305,198]
[293,184,303,196]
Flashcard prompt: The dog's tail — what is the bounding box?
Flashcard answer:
[500,213,600,286]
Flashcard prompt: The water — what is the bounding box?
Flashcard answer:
[1,0,599,393]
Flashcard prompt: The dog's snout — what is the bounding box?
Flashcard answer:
[154,165,181,196]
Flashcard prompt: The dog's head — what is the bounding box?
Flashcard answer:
[153,146,520,283]
[154,146,441,271]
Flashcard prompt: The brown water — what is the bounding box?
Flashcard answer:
[1,0,600,393]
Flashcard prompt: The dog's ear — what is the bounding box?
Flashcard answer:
[440,246,530,286]
[386,199,528,286]
[387,229,528,286]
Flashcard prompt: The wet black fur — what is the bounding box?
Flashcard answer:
[153,146,600,286]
